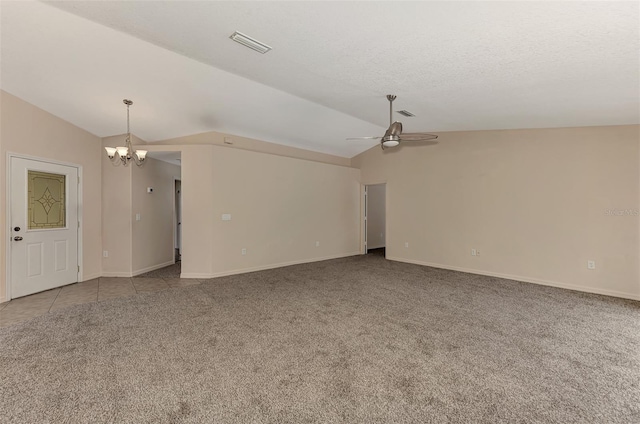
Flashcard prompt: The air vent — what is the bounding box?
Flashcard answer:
[397,110,415,117]
[229,31,272,54]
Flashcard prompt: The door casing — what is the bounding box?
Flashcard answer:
[5,153,83,301]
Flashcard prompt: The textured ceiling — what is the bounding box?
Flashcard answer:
[2,1,638,158]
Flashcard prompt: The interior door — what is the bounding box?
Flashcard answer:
[10,157,79,298]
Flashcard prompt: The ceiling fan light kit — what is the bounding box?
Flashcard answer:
[348,94,438,150]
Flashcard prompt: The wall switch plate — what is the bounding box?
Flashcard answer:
[241,248,247,255]
[103,250,109,258]
[222,214,231,221]
[404,242,409,248]
[471,249,477,256]
[587,260,596,270]
[136,213,141,221]
[315,241,320,247]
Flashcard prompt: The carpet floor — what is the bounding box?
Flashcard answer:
[1,254,638,423]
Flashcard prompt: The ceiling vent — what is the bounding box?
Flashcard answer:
[229,31,272,54]
[397,110,415,117]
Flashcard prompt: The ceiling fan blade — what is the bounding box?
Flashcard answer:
[400,132,439,142]
[346,136,382,140]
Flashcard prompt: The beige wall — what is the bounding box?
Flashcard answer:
[353,125,640,300]
[366,184,386,250]
[139,143,361,278]
[207,145,360,276]
[154,129,352,167]
[131,157,181,274]
[0,90,102,301]
[101,136,133,276]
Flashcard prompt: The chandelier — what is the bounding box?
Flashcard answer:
[104,99,147,166]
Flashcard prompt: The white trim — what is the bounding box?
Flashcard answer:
[386,256,640,301]
[5,154,11,301]
[132,260,176,277]
[77,166,83,282]
[101,260,176,278]
[181,251,362,279]
[5,152,83,300]
[82,272,102,281]
[101,271,133,278]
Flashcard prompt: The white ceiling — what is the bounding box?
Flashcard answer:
[2,1,638,158]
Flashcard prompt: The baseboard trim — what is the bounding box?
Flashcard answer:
[132,261,175,277]
[181,252,362,279]
[82,272,102,282]
[0,296,6,304]
[101,261,176,278]
[101,271,133,278]
[386,256,640,301]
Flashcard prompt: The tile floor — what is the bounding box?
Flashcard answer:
[0,276,202,328]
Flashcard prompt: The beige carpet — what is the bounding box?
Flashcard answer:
[1,254,638,423]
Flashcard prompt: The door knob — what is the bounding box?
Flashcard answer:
[13,236,23,241]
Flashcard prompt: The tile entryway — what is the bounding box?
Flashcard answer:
[0,274,200,328]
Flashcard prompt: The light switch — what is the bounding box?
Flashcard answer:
[222,214,231,221]
[136,213,141,221]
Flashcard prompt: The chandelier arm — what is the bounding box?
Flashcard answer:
[103,99,144,167]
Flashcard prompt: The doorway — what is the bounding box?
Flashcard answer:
[8,155,80,299]
[174,179,182,263]
[365,184,386,256]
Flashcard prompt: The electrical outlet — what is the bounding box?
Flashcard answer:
[471,249,477,256]
[587,260,596,270]
[241,248,247,255]
[315,241,320,247]
[404,242,409,248]
[103,250,109,258]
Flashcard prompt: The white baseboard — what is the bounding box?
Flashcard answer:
[179,273,213,279]
[181,251,361,279]
[101,260,175,278]
[132,260,175,277]
[101,271,133,278]
[386,256,640,301]
[82,272,101,282]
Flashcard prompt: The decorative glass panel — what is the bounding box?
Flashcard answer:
[28,171,66,229]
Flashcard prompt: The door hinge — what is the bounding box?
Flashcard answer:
[77,266,80,272]
[78,177,80,184]
[78,221,80,228]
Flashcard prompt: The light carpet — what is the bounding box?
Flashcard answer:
[1,254,638,423]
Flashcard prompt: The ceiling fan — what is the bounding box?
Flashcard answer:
[348,95,438,149]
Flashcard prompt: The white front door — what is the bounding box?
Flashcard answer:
[10,157,79,298]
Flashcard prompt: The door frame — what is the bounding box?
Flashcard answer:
[173,177,181,264]
[5,152,83,300]
[361,181,387,255]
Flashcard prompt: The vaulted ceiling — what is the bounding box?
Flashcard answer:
[2,1,638,158]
